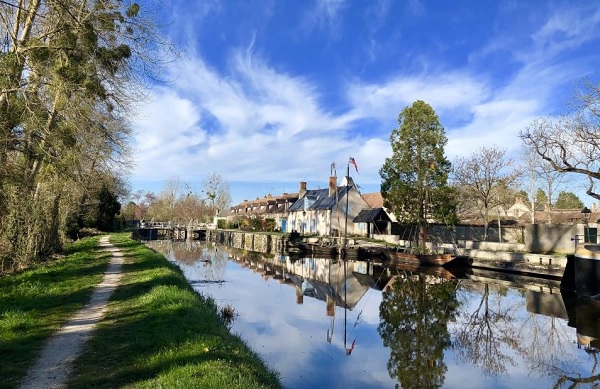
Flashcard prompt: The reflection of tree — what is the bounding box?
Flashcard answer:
[552,352,600,388]
[378,273,459,389]
[146,241,228,281]
[454,283,523,376]
[520,314,572,378]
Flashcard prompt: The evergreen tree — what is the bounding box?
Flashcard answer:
[380,100,457,252]
[554,191,584,209]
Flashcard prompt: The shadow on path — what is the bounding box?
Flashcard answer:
[19,236,123,389]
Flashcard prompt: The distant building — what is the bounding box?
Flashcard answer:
[228,192,299,231]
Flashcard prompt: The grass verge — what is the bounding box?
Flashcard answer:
[0,233,281,389]
[67,233,281,388]
[0,235,109,388]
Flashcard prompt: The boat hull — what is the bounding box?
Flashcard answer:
[384,250,472,268]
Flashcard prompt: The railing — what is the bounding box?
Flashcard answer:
[139,221,213,229]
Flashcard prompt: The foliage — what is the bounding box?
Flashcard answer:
[554,191,584,209]
[0,0,170,270]
[378,274,460,388]
[380,100,458,250]
[141,175,232,224]
[535,189,549,209]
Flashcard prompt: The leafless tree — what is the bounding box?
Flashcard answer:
[521,80,600,202]
[453,146,521,240]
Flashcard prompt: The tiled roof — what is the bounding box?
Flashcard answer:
[362,192,383,208]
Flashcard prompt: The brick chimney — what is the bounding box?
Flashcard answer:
[299,181,307,198]
[329,176,337,197]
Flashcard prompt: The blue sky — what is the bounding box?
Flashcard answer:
[130,0,600,205]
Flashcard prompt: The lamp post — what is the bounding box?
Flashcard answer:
[302,210,306,235]
[582,206,591,243]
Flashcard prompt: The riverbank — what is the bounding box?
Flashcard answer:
[0,233,281,389]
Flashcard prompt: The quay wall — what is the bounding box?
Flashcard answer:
[374,223,589,254]
[207,222,590,256]
[207,230,286,254]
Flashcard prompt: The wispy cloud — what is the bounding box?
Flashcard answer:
[301,0,348,38]
[130,1,600,201]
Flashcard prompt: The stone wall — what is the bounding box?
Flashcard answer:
[525,224,581,254]
[207,230,282,254]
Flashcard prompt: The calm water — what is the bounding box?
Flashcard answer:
[147,240,600,389]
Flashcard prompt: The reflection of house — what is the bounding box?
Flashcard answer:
[287,176,370,236]
[227,249,372,310]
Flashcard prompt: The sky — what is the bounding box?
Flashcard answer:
[129,0,600,205]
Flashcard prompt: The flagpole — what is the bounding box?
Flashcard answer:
[344,161,349,256]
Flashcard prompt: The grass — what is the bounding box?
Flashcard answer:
[0,235,109,388]
[0,233,281,389]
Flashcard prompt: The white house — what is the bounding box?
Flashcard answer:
[287,176,370,236]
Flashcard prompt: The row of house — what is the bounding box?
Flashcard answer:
[224,175,393,237]
[222,175,600,241]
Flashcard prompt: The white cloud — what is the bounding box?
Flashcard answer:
[129,1,600,202]
[345,72,490,125]
[302,0,348,37]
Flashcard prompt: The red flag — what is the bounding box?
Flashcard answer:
[349,157,359,173]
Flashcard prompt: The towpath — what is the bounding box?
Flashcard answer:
[19,236,123,389]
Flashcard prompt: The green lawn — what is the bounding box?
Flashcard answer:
[0,233,281,389]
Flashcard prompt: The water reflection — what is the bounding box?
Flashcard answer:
[379,273,459,388]
[147,240,600,388]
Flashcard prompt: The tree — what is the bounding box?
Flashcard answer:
[202,172,232,222]
[378,274,459,388]
[520,79,600,201]
[131,190,156,220]
[380,100,457,252]
[554,191,584,209]
[453,147,520,241]
[0,1,169,272]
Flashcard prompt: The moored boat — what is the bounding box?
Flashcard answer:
[383,249,472,268]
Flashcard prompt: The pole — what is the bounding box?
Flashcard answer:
[344,163,349,251]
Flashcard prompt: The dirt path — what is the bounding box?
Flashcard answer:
[19,236,123,389]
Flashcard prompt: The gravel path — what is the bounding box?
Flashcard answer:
[19,236,123,389]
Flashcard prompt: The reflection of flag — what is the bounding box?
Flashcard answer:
[349,157,359,173]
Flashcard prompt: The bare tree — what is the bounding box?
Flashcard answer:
[453,146,521,241]
[520,148,565,224]
[521,80,600,202]
[202,172,232,221]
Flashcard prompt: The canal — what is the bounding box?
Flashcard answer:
[147,240,600,389]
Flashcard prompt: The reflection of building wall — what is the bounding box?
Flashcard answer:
[225,248,372,310]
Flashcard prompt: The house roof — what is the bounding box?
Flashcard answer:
[353,208,391,223]
[288,186,351,212]
[362,192,384,208]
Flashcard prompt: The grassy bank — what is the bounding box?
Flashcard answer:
[0,233,281,388]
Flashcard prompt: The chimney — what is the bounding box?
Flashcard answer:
[329,176,337,197]
[299,181,307,198]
